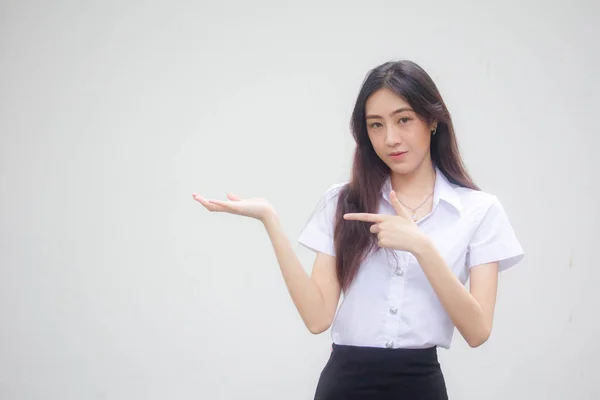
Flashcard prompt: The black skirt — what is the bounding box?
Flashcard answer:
[314,343,448,400]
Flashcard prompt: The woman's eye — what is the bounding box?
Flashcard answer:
[369,122,382,128]
[399,117,410,124]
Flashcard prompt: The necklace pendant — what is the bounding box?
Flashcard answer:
[412,213,418,221]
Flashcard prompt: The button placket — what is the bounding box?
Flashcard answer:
[383,251,407,348]
[395,253,414,340]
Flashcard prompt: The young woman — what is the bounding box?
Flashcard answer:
[193,60,524,399]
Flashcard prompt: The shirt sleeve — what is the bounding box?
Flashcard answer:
[466,196,524,271]
[297,184,343,257]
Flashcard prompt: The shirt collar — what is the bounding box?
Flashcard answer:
[381,167,462,214]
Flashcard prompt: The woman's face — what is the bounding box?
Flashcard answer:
[365,87,436,175]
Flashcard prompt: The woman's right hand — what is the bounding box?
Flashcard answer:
[192,192,276,222]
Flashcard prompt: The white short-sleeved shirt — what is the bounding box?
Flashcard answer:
[298,168,524,349]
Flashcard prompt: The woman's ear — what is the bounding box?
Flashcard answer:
[430,121,438,135]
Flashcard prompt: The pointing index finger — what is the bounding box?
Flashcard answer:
[343,213,386,223]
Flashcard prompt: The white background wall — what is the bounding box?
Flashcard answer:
[1,1,599,399]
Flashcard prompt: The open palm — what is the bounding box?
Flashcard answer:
[192,192,275,221]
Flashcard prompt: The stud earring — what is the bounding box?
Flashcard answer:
[431,128,437,136]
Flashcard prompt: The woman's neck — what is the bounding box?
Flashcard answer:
[390,161,437,199]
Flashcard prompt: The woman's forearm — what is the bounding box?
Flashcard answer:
[412,237,491,347]
[261,213,333,334]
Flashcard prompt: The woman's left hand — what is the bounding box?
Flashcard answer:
[343,190,428,254]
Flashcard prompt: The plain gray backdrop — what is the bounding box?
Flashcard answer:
[1,0,599,399]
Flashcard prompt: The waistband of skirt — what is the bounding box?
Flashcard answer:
[331,343,439,363]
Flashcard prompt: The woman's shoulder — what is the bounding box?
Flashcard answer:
[451,184,508,219]
[306,181,348,215]
[450,184,524,271]
[320,181,349,201]
[449,184,521,246]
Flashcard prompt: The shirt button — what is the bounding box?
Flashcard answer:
[395,267,404,276]
[385,341,394,348]
[389,306,397,315]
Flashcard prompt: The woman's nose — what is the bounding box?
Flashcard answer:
[384,125,402,146]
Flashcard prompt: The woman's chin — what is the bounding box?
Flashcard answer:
[388,163,414,176]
